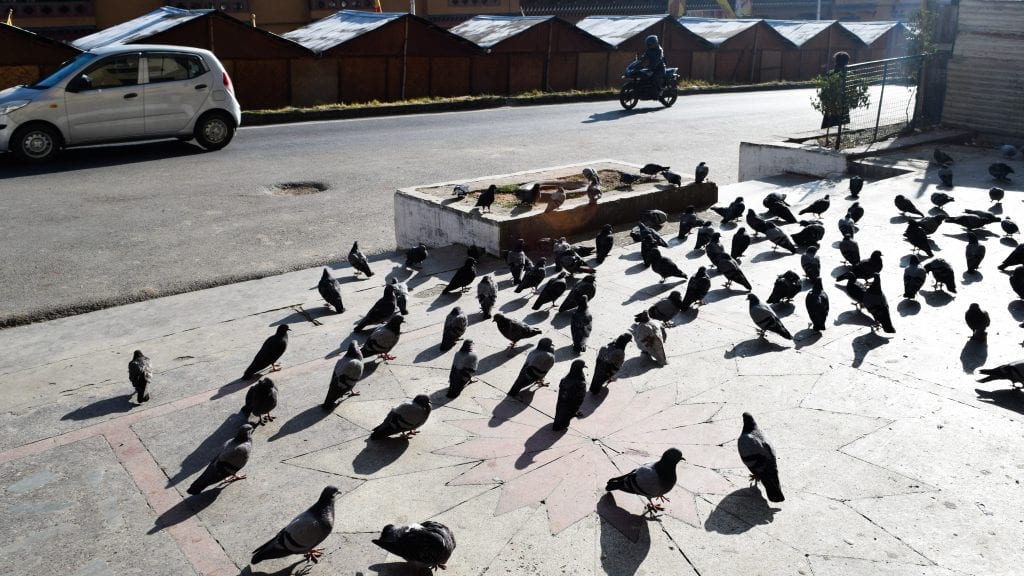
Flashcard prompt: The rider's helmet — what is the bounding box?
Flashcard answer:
[645,35,659,48]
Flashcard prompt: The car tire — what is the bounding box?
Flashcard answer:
[193,112,235,151]
[11,123,62,163]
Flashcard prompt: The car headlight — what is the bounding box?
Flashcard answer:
[0,100,31,115]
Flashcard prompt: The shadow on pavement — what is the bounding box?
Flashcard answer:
[166,411,247,487]
[514,425,563,470]
[704,486,777,534]
[148,488,220,534]
[368,561,431,575]
[724,338,789,358]
[268,405,333,443]
[851,331,890,368]
[352,437,410,475]
[959,339,988,374]
[60,394,135,421]
[975,387,1024,416]
[598,494,652,572]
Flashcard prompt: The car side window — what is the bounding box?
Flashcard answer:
[147,54,209,83]
[81,55,140,89]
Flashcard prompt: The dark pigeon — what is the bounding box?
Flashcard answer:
[837,214,856,239]
[849,175,863,197]
[801,245,821,280]
[243,325,289,379]
[965,232,986,274]
[678,206,704,240]
[251,486,339,565]
[188,424,253,495]
[443,258,477,294]
[1001,217,1018,237]
[477,274,497,318]
[506,239,528,285]
[370,394,431,439]
[848,201,865,223]
[1012,268,1024,301]
[318,268,345,314]
[373,521,456,571]
[354,288,397,332]
[651,254,688,283]
[989,162,1014,181]
[680,266,711,309]
[493,313,542,353]
[559,274,597,313]
[978,361,1024,388]
[440,307,468,352]
[731,227,751,259]
[596,224,614,264]
[999,245,1024,270]
[361,314,405,362]
[323,342,364,409]
[475,184,496,212]
[937,166,953,188]
[516,183,541,206]
[915,214,945,235]
[242,377,278,425]
[931,191,955,207]
[903,220,934,257]
[618,171,640,189]
[746,209,768,237]
[447,340,479,399]
[965,303,990,341]
[128,350,152,403]
[737,413,784,502]
[791,222,825,249]
[894,195,924,217]
[533,272,568,310]
[711,196,745,224]
[641,163,669,175]
[508,337,556,396]
[694,222,715,251]
[648,291,685,325]
[840,250,883,281]
[748,293,792,340]
[861,274,896,333]
[764,222,798,254]
[766,270,802,304]
[764,197,797,224]
[662,169,682,186]
[348,241,374,277]
[924,258,957,293]
[695,161,709,184]
[805,277,829,331]
[605,448,684,513]
[552,360,587,431]
[798,194,830,218]
[405,243,428,268]
[589,333,631,394]
[570,296,593,354]
[516,258,546,294]
[839,235,861,265]
[990,187,1006,202]
[715,255,752,291]
[903,255,927,299]
[933,148,953,165]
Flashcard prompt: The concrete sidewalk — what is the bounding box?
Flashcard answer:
[2,144,1024,576]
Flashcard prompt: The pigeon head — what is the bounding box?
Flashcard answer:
[806,245,818,254]
[515,238,525,248]
[614,333,632,348]
[741,412,757,433]
[132,350,145,359]
[736,228,748,236]
[492,313,504,323]
[464,257,477,267]
[351,241,360,250]
[811,277,824,290]
[583,274,596,284]
[346,341,362,359]
[385,315,405,330]
[634,311,650,323]
[536,257,547,266]
[450,307,462,316]
[602,224,612,233]
[236,424,254,440]
[321,268,332,279]
[276,325,290,335]
[746,294,761,304]
[537,337,554,352]
[660,448,685,465]
[684,205,695,214]
[695,266,708,277]
[460,339,474,352]
[318,485,341,504]
[413,394,432,409]
[871,250,883,259]
[569,359,587,377]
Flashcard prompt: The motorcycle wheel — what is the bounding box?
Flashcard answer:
[659,86,678,108]
[619,84,639,110]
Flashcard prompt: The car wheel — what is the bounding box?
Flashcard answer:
[12,124,61,163]
[193,112,235,151]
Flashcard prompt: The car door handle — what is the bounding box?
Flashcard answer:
[124,92,138,99]
[194,84,207,90]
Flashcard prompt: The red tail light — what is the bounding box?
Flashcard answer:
[223,71,234,94]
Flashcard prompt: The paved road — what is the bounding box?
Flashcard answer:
[0,88,823,325]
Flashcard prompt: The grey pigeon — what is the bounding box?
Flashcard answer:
[805,277,829,331]
[128,350,152,403]
[618,171,640,189]
[801,245,821,280]
[323,341,364,409]
[632,311,668,366]
[439,307,468,352]
[475,184,496,212]
[545,186,566,211]
[348,241,374,277]
[662,169,682,186]
[1000,144,1018,159]
[242,377,278,425]
[738,413,784,502]
[559,274,597,313]
[388,278,409,316]
[443,258,477,294]
[590,333,631,394]
[516,183,541,205]
[978,361,1024,388]
[745,209,768,237]
[931,191,955,207]
[764,222,798,254]
[640,209,669,229]
[731,227,751,259]
[837,214,856,239]
[605,448,684,514]
[903,255,927,299]
[354,287,397,332]
[965,232,986,274]
[715,255,752,291]
[571,296,593,354]
[477,274,497,318]
[694,222,714,250]
[447,340,479,399]
[678,206,705,239]
[766,270,802,304]
[506,239,527,285]
[318,268,345,314]
[243,325,289,379]
[373,521,456,571]
[849,175,863,197]
[370,394,431,439]
[695,161,709,183]
[595,225,614,264]
[516,258,546,294]
[748,293,792,340]
[552,360,587,431]
[648,290,685,326]
[251,486,339,565]
[798,194,830,218]
[452,183,470,199]
[894,195,924,217]
[533,272,568,310]
[582,166,599,182]
[587,179,602,205]
[965,303,990,341]
[680,266,711,309]
[405,243,428,268]
[989,162,1014,181]
[641,163,669,175]
[508,337,556,396]
[649,254,687,284]
[361,314,405,361]
[924,258,957,293]
[493,313,542,354]
[188,424,253,495]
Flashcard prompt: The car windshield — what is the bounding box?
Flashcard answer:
[29,53,99,89]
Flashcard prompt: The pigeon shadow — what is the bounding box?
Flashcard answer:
[889,215,911,224]
[851,331,890,368]
[684,249,705,260]
[550,312,573,329]
[704,287,743,305]
[922,290,955,307]
[834,309,874,328]
[793,328,823,349]
[619,251,643,262]
[514,425,564,469]
[477,346,530,374]
[724,338,789,358]
[148,488,220,534]
[769,302,796,318]
[704,487,777,534]
[368,562,432,576]
[672,309,698,326]
[61,394,135,421]
[751,250,791,263]
[624,262,648,275]
[354,437,411,474]
[167,412,247,487]
[897,299,921,316]
[268,405,333,443]
[427,290,463,312]
[829,265,851,279]
[210,377,257,400]
[959,339,988,374]
[962,271,984,285]
[510,204,535,217]
[488,393,533,426]
[245,559,313,576]
[413,344,447,364]
[719,221,738,231]
[989,202,1003,215]
[598,494,652,569]
[975,387,1024,416]
[617,355,661,379]
[271,308,329,327]
[499,296,531,313]
[1008,301,1024,322]
[521,309,553,325]
[1000,237,1019,247]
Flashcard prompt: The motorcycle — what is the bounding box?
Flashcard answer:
[619,57,680,110]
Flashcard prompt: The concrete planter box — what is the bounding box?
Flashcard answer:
[394,160,718,255]
[738,140,848,181]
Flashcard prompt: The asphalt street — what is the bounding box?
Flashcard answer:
[0,88,824,325]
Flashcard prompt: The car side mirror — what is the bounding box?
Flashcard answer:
[66,74,90,93]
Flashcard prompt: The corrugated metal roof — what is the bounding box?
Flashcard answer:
[839,21,904,45]
[72,7,210,51]
[676,17,760,46]
[282,10,403,53]
[575,15,666,48]
[448,15,552,49]
[763,19,835,47]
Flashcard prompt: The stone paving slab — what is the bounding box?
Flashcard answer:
[1,144,1024,575]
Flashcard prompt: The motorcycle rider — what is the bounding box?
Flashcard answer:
[638,34,666,94]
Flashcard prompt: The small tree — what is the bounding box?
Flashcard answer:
[811,72,871,148]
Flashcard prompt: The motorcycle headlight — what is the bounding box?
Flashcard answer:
[0,100,31,115]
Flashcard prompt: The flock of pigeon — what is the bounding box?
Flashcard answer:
[122,145,1024,572]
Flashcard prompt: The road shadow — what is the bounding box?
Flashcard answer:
[167,411,247,487]
[352,437,410,474]
[975,387,1024,416]
[1,139,204,176]
[960,339,988,374]
[268,405,333,443]
[61,393,135,421]
[704,487,777,534]
[148,488,220,534]
[583,107,660,123]
[598,494,652,569]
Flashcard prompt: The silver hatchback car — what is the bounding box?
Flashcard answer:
[0,44,242,162]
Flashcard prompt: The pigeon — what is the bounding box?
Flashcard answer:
[589,333,631,394]
[516,183,541,205]
[593,225,615,265]
[187,424,253,495]
[924,258,957,293]
[348,241,374,277]
[933,148,953,165]
[618,171,640,189]
[493,313,542,353]
[477,274,497,318]
[545,186,566,211]
[948,212,998,231]
[361,314,405,362]
[903,220,934,257]
[999,245,1024,271]
[894,195,924,217]
[711,197,745,224]
[466,244,487,261]
[791,222,825,249]
[965,232,986,274]
[582,166,599,182]
[556,247,597,276]
[715,255,752,291]
[516,258,546,294]
[838,235,861,266]
[903,255,927,299]
[737,413,784,503]
[447,340,479,399]
[990,162,1014,181]
[706,232,726,264]
[798,195,830,218]
[632,310,668,366]
[931,192,955,208]
[475,184,496,212]
[651,254,688,283]
[1012,268,1024,301]
[840,275,868,311]
[587,179,602,205]
[648,291,685,326]
[731,228,751,259]
[552,360,587,432]
[605,448,684,514]
[915,213,945,235]
[678,206,705,240]
[766,270,802,304]
[937,166,953,188]
[801,245,821,280]
[662,169,682,186]
[849,175,864,197]
[243,325,290,379]
[251,486,339,565]
[405,243,428,268]
[1001,144,1019,159]
[978,361,1024,388]
[805,277,829,331]
[837,213,857,239]
[748,293,792,340]
[862,274,896,333]
[452,183,470,199]
[354,288,397,332]
[559,274,597,313]
[764,222,798,254]
[840,250,884,281]
[990,187,1006,202]
[641,209,669,229]
[443,258,477,294]
[745,209,768,237]
[763,192,789,207]
[323,342,364,409]
[371,394,431,439]
[373,521,456,571]
[694,222,715,251]
[570,296,593,354]
[242,377,278,425]
[1002,217,1019,237]
[128,350,152,403]
[764,197,797,224]
[848,201,865,223]
[317,268,345,314]
[695,161,709,184]
[965,303,990,341]
[641,163,669,175]
[506,239,528,285]
[439,307,469,352]
[640,238,662,269]
[508,337,556,396]
[388,278,410,316]
[533,272,568,310]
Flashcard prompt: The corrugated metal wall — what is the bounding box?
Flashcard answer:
[942,0,1024,138]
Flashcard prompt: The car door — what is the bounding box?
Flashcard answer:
[143,52,213,135]
[64,53,144,144]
